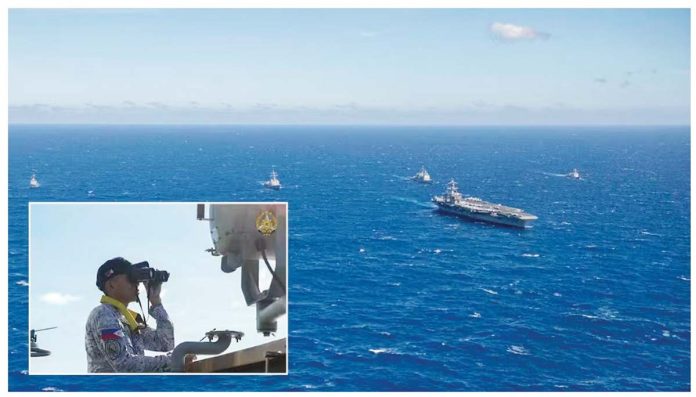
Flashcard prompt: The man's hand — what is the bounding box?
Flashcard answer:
[145,281,162,306]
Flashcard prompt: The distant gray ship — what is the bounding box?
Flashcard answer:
[263,169,281,190]
[432,179,538,228]
[411,166,432,184]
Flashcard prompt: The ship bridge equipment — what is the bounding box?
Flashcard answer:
[170,203,287,373]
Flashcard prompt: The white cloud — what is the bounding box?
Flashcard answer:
[490,22,549,41]
[359,31,379,38]
[40,292,81,305]
[9,102,689,125]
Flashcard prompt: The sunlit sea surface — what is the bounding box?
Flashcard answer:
[9,125,690,391]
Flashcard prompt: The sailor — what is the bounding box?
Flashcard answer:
[85,257,174,372]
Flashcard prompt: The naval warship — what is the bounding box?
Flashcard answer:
[263,169,281,190]
[411,166,432,184]
[432,179,538,228]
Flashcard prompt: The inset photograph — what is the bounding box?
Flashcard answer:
[28,202,287,374]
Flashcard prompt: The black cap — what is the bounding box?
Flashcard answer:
[96,257,133,291]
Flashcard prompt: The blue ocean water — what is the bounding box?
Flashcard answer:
[8,125,690,391]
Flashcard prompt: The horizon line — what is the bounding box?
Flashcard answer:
[8,123,690,128]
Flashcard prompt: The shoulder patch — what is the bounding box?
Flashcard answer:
[105,339,124,361]
[100,328,125,341]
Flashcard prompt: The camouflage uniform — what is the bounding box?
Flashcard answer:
[85,303,175,372]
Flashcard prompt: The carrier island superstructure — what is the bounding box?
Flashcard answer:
[432,179,537,228]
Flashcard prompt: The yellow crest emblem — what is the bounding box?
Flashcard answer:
[256,210,278,236]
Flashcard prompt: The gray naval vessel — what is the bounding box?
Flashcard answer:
[432,179,538,228]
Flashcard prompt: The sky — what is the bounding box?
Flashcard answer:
[28,203,287,374]
[8,8,691,125]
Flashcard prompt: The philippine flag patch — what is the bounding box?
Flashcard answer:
[100,328,124,341]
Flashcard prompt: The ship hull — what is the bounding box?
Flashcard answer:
[435,203,534,229]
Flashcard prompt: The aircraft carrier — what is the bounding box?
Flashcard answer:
[432,179,538,228]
